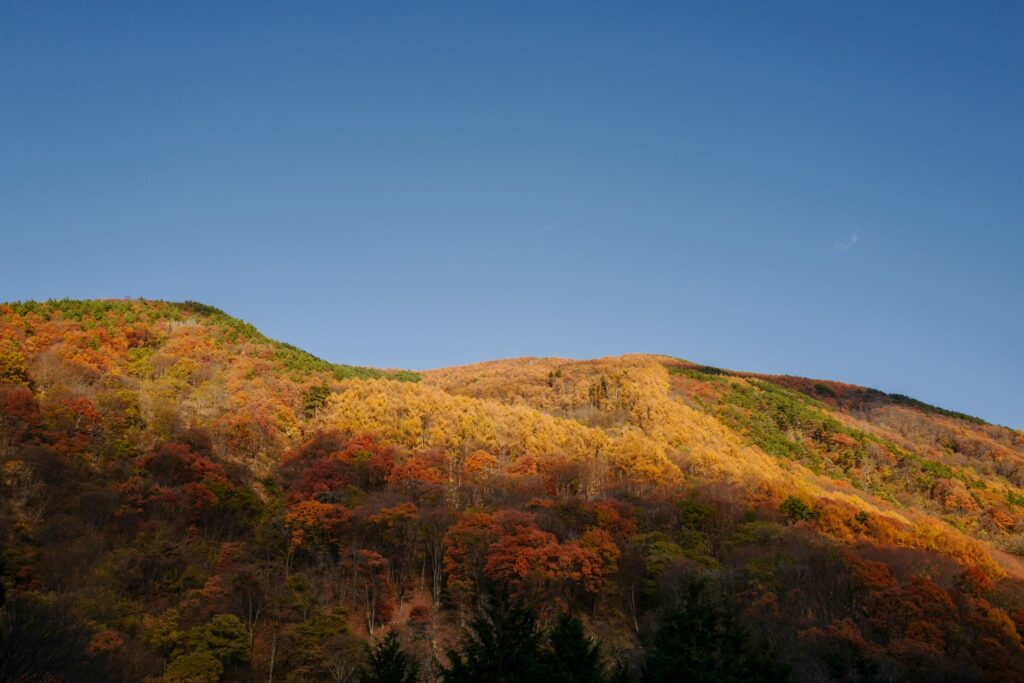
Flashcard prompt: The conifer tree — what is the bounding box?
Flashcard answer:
[541,612,607,683]
[643,581,789,683]
[442,592,543,683]
[358,632,418,683]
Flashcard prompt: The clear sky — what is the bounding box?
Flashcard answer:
[1,2,1022,428]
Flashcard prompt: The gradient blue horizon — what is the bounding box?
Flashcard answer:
[2,2,1022,428]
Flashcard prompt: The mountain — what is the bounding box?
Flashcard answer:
[2,299,1023,681]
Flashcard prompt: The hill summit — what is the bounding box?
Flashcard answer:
[2,299,1024,681]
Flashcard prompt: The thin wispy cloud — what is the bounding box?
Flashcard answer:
[834,233,859,250]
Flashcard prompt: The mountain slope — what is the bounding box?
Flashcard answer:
[2,299,1024,681]
[0,298,419,469]
[426,354,1024,569]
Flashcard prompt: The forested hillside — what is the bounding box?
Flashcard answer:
[2,300,1024,682]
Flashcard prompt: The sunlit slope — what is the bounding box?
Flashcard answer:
[312,372,787,493]
[425,354,1023,574]
[667,364,1024,546]
[423,355,786,483]
[0,299,419,470]
[1,300,1017,574]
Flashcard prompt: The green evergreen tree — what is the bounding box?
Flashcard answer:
[442,592,543,683]
[302,384,331,418]
[164,650,223,683]
[359,632,418,683]
[643,582,789,683]
[189,614,250,669]
[780,496,815,524]
[540,612,607,683]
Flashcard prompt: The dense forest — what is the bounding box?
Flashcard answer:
[2,299,1024,682]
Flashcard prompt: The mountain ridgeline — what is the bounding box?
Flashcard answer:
[2,299,1023,682]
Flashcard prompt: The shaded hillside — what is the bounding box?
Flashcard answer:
[2,300,1024,682]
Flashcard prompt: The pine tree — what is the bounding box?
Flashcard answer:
[442,592,543,683]
[540,613,607,683]
[359,632,418,683]
[643,582,789,683]
[302,384,331,418]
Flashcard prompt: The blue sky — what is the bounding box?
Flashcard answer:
[1,2,1022,428]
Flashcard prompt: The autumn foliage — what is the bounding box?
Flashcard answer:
[2,299,1024,682]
